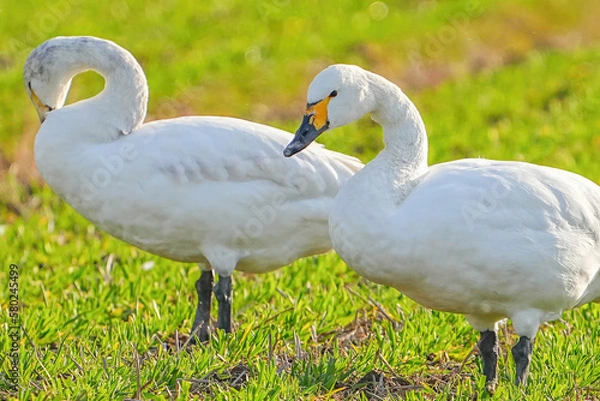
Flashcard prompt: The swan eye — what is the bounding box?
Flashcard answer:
[329,90,338,98]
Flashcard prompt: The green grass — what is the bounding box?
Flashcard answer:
[1,0,600,400]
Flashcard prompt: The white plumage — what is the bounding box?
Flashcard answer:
[24,37,363,341]
[284,64,600,390]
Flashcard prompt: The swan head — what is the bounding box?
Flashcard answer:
[283,64,375,157]
[24,38,73,123]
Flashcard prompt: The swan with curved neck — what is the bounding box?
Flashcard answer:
[284,64,600,390]
[24,37,363,342]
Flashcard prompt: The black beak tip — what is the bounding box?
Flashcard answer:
[283,145,298,158]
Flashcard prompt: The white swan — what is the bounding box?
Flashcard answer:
[24,37,363,342]
[284,64,600,390]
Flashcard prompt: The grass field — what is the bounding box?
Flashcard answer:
[1,0,600,400]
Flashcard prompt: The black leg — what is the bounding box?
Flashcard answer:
[214,275,233,333]
[478,330,499,393]
[511,336,533,386]
[190,269,214,343]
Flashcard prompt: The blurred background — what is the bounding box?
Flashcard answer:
[1,1,600,398]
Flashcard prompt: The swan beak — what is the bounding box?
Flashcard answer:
[283,110,330,157]
[28,84,53,123]
[283,113,329,157]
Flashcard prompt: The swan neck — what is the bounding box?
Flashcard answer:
[368,74,428,177]
[54,38,148,138]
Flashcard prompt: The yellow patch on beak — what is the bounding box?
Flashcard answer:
[305,97,331,131]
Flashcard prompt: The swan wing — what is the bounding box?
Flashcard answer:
[130,116,362,198]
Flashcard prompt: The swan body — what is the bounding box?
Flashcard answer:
[333,158,600,320]
[36,114,358,272]
[25,37,363,340]
[284,64,600,389]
